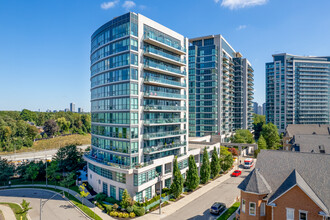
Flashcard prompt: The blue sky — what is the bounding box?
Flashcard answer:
[1,0,330,112]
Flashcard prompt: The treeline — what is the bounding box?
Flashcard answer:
[0,145,86,186]
[0,109,91,152]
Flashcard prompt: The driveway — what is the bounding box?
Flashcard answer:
[163,166,252,220]
[0,188,87,220]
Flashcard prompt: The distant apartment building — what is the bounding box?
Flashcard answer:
[237,150,329,220]
[262,103,265,116]
[266,53,330,133]
[253,102,258,114]
[78,107,83,113]
[70,102,75,112]
[188,35,254,141]
[64,108,70,112]
[85,12,221,202]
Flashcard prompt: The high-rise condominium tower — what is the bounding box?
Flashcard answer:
[266,53,330,133]
[85,12,218,202]
[188,35,254,141]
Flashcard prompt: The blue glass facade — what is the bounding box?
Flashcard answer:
[266,54,330,132]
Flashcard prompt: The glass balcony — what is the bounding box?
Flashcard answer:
[144,91,186,100]
[144,76,186,88]
[143,35,186,55]
[143,130,187,140]
[84,153,132,169]
[144,118,186,125]
[143,141,186,154]
[145,47,186,65]
[144,105,186,111]
[144,60,186,77]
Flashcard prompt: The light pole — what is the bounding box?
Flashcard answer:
[94,201,97,219]
[158,175,162,215]
[40,191,65,220]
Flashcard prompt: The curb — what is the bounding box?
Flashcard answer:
[0,187,92,220]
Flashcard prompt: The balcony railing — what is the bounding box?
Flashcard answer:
[84,153,132,169]
[144,76,186,88]
[144,118,186,125]
[143,141,186,154]
[144,35,186,53]
[144,91,186,99]
[143,130,187,139]
[145,47,186,64]
[144,61,186,76]
[144,105,186,111]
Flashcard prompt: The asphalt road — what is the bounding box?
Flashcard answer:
[0,188,87,220]
[163,165,252,220]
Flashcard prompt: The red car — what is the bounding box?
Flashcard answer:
[231,170,242,177]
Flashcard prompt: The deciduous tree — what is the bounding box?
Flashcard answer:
[261,123,280,149]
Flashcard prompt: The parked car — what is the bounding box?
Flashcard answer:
[210,202,226,215]
[231,170,242,177]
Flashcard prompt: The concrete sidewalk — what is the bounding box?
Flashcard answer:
[0,184,111,220]
[0,204,16,220]
[136,169,234,220]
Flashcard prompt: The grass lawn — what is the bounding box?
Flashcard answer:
[0,186,102,220]
[0,134,91,155]
[217,202,240,220]
[0,202,28,220]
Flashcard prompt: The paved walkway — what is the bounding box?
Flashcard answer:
[0,204,16,220]
[136,169,235,220]
[0,184,110,220]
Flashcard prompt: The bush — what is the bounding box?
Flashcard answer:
[162,187,170,194]
[113,211,118,217]
[133,206,145,216]
[95,193,107,202]
[104,204,113,213]
[169,198,175,202]
[113,203,119,211]
[129,212,135,218]
[110,211,115,216]
[105,196,119,205]
[118,212,123,218]
[123,213,129,218]
[228,147,238,156]
[126,206,134,213]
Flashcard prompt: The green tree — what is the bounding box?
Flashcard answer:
[46,161,61,187]
[210,147,221,178]
[53,145,83,172]
[0,158,14,185]
[253,114,266,140]
[79,184,90,206]
[44,119,59,137]
[120,189,134,209]
[232,129,254,144]
[200,147,211,184]
[170,157,184,198]
[24,163,39,183]
[261,123,280,149]
[257,135,267,149]
[219,146,233,172]
[20,109,37,123]
[60,172,76,193]
[185,155,199,191]
[56,117,71,132]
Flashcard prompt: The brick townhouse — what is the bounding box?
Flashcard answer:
[236,150,329,220]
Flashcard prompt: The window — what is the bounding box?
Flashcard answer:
[135,191,143,202]
[286,208,294,220]
[241,199,245,213]
[299,210,307,220]
[249,202,256,216]
[110,185,116,199]
[145,187,152,200]
[103,182,108,196]
[260,202,265,216]
[119,188,124,201]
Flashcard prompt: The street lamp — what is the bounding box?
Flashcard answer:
[40,191,65,220]
[94,201,97,219]
[158,175,162,215]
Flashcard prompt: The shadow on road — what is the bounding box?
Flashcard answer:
[0,189,65,201]
[59,204,75,209]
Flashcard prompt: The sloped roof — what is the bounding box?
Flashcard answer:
[285,124,330,137]
[240,150,330,215]
[268,170,328,213]
[292,135,330,154]
[238,168,271,194]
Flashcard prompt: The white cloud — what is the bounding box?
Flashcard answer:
[122,1,136,10]
[220,0,267,10]
[101,0,119,10]
[214,0,220,3]
[237,25,247,30]
[139,5,147,10]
